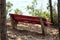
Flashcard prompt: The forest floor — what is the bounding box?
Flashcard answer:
[6,21,59,40]
[0,21,59,40]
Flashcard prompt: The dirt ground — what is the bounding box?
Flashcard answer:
[0,22,59,40]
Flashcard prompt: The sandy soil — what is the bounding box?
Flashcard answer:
[0,22,59,40]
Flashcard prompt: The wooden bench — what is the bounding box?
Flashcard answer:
[9,14,52,29]
[9,14,52,36]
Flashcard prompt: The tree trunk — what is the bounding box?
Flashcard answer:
[0,0,8,40]
[58,0,60,38]
[0,0,1,39]
[49,0,53,23]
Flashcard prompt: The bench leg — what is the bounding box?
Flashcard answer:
[40,18,46,36]
[11,17,18,29]
[12,21,18,29]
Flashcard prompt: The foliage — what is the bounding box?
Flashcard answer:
[26,0,58,25]
[53,13,58,25]
[6,2,23,19]
[26,0,50,19]
[14,8,23,15]
[6,1,13,19]
[6,1,13,13]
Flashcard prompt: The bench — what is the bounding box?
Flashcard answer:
[10,14,52,36]
[9,14,52,28]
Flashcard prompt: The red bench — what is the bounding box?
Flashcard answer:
[10,14,49,24]
[10,14,52,36]
[10,14,52,28]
